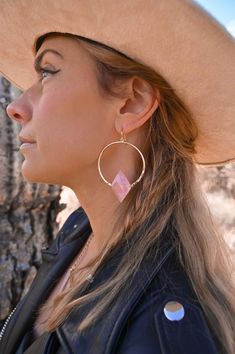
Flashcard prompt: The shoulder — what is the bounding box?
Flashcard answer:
[116,247,219,354]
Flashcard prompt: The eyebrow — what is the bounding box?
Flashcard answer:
[34,49,64,72]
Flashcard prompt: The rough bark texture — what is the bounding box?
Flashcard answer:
[0,77,65,321]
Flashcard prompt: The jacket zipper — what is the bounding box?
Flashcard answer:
[0,306,17,341]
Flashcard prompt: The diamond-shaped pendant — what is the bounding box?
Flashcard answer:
[111,170,131,202]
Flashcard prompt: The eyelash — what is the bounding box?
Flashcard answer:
[37,67,59,81]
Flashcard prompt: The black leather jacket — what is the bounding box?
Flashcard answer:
[0,207,220,354]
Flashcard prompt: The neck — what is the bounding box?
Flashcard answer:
[68,172,124,254]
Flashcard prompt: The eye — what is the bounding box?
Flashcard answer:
[37,66,60,82]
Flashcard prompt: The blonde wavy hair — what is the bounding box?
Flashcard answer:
[36,32,235,354]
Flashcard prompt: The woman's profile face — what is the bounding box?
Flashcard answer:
[6,35,117,187]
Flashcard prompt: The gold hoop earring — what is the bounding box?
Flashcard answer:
[97,129,146,202]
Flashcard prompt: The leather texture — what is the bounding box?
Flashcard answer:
[0,207,220,354]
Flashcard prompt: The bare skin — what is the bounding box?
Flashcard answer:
[6,35,160,337]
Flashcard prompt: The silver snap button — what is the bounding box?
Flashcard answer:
[164,301,185,321]
[73,224,78,228]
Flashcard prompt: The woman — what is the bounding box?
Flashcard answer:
[0,1,235,353]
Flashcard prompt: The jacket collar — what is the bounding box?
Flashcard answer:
[43,207,92,256]
[1,207,91,354]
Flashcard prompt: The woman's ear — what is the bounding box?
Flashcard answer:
[114,76,160,134]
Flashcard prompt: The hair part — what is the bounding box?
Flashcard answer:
[35,32,235,354]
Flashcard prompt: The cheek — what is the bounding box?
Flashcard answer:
[34,86,110,168]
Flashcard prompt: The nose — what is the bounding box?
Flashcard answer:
[6,95,31,125]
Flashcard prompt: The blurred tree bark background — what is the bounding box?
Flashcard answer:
[0,77,64,323]
[199,164,235,253]
[0,76,234,326]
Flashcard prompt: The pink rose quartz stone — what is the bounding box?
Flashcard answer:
[111,170,131,202]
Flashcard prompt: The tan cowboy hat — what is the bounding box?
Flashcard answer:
[0,0,234,165]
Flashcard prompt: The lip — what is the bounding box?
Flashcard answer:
[19,135,36,144]
[19,142,37,151]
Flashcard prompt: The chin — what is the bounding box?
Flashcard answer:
[21,164,58,185]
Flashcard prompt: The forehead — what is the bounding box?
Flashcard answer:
[34,34,96,73]
[36,34,80,56]
[34,34,98,84]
